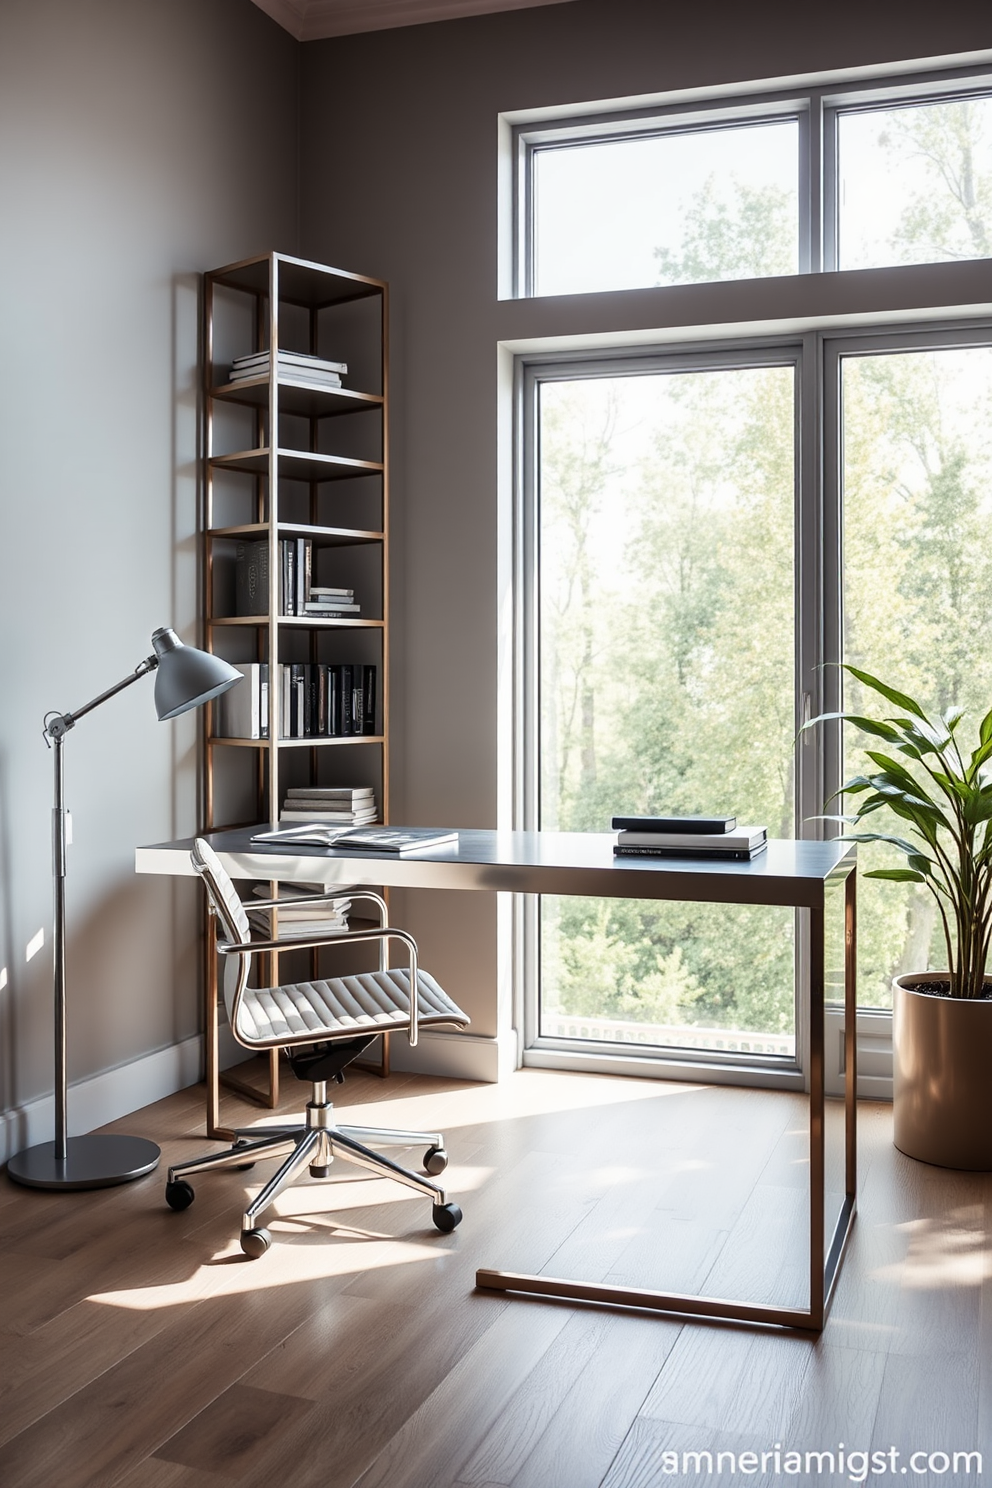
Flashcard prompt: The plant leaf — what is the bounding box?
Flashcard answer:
[863,868,927,882]
[842,665,928,720]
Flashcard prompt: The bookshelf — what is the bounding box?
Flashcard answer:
[200,251,390,1132]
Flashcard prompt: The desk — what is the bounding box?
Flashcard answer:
[136,827,857,1331]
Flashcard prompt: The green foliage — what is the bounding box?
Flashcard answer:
[538,107,992,1039]
[654,175,794,285]
[806,667,992,999]
[881,99,992,263]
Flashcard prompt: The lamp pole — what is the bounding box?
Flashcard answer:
[8,631,239,1190]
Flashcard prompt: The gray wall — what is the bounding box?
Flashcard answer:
[3,0,991,1139]
[298,0,992,1041]
[0,0,298,1148]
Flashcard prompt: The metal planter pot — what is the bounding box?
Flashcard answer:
[893,972,992,1171]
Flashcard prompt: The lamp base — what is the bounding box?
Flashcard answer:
[7,1134,161,1190]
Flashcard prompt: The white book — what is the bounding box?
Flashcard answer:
[616,825,767,851]
[215,664,268,739]
[280,809,378,823]
[231,350,348,374]
[285,786,374,799]
[229,368,342,388]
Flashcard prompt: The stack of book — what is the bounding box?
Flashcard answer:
[228,350,347,389]
[235,538,362,619]
[612,815,768,861]
[213,662,376,739]
[279,786,377,824]
[280,662,376,738]
[247,882,352,941]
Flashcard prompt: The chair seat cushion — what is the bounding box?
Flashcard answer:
[234,967,468,1046]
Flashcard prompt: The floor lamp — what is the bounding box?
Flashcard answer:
[7,627,241,1191]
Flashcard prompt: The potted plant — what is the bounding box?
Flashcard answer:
[810,665,992,1170]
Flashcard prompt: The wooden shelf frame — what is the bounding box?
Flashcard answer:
[200,251,392,1122]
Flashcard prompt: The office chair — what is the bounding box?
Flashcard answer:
[165,838,469,1257]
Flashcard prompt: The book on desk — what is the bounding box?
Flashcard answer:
[612,815,767,861]
[250,823,459,853]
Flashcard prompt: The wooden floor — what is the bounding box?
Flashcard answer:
[0,1063,990,1488]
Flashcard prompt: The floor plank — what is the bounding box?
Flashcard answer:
[0,1072,989,1488]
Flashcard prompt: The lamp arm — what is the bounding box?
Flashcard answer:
[44,655,158,741]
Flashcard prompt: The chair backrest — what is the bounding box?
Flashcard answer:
[191,838,252,1027]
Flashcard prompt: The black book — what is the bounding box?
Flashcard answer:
[611,814,737,834]
[235,539,269,616]
[613,842,768,862]
[363,664,377,736]
[280,539,295,617]
[305,664,319,737]
[328,665,341,736]
[289,663,306,738]
[316,663,328,736]
[352,665,364,735]
[339,663,354,735]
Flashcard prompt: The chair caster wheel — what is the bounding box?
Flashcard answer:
[432,1202,462,1233]
[309,1163,331,1178]
[240,1227,271,1258]
[233,1139,255,1171]
[165,1180,195,1212]
[423,1145,448,1176]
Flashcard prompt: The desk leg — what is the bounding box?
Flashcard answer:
[478,873,859,1333]
[808,900,826,1329]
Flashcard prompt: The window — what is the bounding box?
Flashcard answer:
[531,115,800,297]
[514,65,992,296]
[510,61,992,1085]
[835,337,992,1008]
[533,356,799,1064]
[835,94,992,270]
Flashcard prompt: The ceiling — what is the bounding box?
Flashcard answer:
[250,0,574,41]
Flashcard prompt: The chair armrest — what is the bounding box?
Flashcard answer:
[216,924,422,1044]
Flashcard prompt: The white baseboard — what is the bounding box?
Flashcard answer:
[0,1036,204,1168]
[387,1028,515,1083]
[0,1027,256,1168]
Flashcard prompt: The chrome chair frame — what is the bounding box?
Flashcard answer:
[165,842,466,1255]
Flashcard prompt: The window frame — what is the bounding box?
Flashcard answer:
[512,61,992,298]
[517,339,816,1091]
[514,319,992,1090]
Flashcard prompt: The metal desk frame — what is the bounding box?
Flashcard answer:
[136,828,857,1332]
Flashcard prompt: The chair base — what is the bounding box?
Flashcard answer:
[166,1079,462,1254]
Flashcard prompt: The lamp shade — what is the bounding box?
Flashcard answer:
[151,628,241,721]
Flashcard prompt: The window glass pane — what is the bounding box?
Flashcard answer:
[537,365,797,1056]
[837,96,992,270]
[532,120,799,296]
[841,345,992,1007]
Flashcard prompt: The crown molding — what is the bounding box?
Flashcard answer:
[250,0,575,42]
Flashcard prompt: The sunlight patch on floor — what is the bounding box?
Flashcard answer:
[87,1227,445,1308]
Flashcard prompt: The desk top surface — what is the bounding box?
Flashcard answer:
[136,827,855,908]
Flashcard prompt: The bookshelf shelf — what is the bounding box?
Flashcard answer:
[207,616,384,629]
[200,250,392,1119]
[206,522,384,545]
[210,378,383,419]
[207,734,386,750]
[210,447,382,482]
